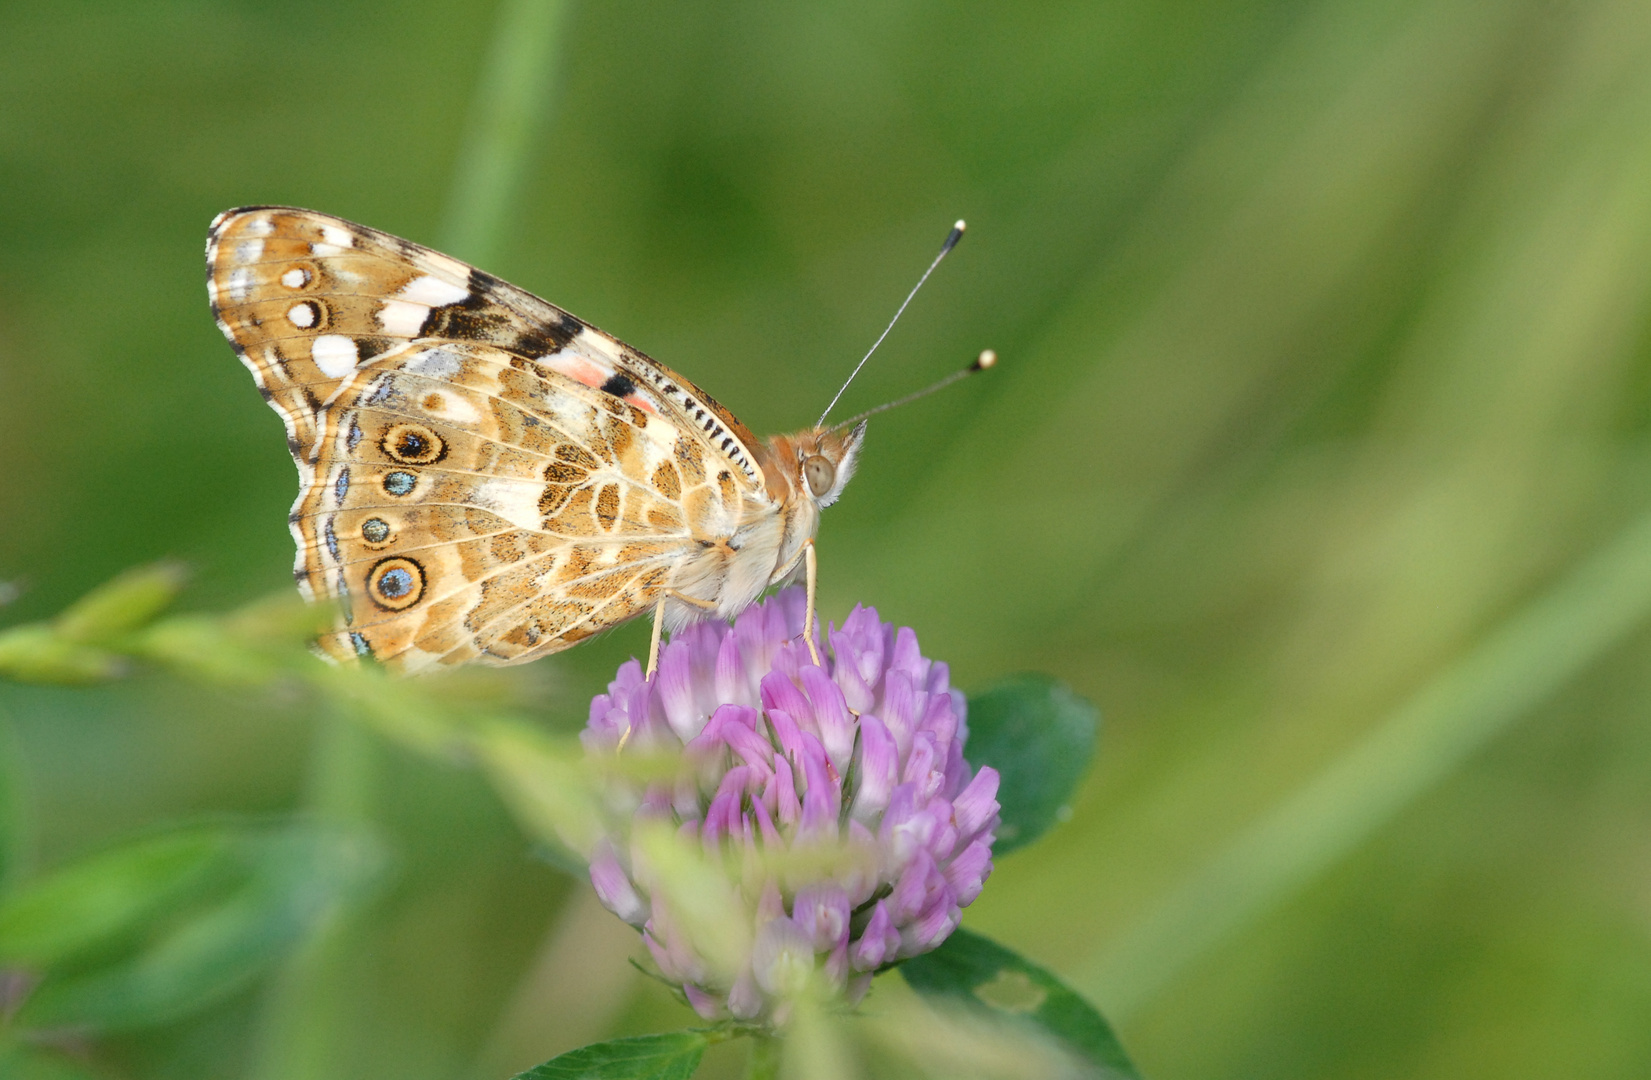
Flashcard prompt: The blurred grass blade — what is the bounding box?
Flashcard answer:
[510,1031,709,1080]
[965,676,1098,855]
[442,0,570,266]
[1088,506,1651,1019]
[903,927,1140,1079]
[474,718,602,858]
[249,715,383,1080]
[14,824,383,1034]
[0,826,234,969]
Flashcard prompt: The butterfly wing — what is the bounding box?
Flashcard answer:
[207,207,779,671]
[206,206,766,478]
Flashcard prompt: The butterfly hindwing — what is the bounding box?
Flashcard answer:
[296,342,758,670]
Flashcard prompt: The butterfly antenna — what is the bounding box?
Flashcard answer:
[817,220,966,427]
[831,350,997,430]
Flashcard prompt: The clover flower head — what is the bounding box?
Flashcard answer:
[582,589,1000,1022]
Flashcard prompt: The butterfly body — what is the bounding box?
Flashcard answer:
[207,207,863,672]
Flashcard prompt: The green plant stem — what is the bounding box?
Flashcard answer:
[441,0,570,267]
[1087,505,1651,1020]
[745,1033,783,1080]
[250,710,378,1080]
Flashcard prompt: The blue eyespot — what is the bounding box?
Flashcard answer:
[384,471,416,496]
[377,567,414,598]
[367,556,425,611]
[362,518,391,543]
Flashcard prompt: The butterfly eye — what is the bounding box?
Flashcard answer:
[803,455,836,498]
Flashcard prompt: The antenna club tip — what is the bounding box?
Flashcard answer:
[973,348,998,370]
[954,219,967,233]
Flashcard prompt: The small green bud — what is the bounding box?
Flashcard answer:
[55,562,189,645]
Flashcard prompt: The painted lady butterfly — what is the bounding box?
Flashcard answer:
[206,208,977,675]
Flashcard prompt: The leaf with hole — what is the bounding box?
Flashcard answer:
[902,927,1140,1079]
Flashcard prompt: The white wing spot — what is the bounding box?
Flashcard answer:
[418,391,480,425]
[281,267,310,288]
[312,335,360,379]
[473,477,547,531]
[235,239,264,263]
[244,217,274,237]
[227,267,254,302]
[378,300,428,337]
[397,275,471,307]
[311,242,346,257]
[288,303,317,329]
[321,225,355,249]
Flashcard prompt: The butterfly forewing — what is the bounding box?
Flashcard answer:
[207,208,779,672]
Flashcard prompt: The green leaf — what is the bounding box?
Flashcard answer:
[902,927,1141,1079]
[511,1032,710,1080]
[965,675,1098,854]
[0,827,236,968]
[11,823,383,1033]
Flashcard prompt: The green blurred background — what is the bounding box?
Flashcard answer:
[5,0,1651,1076]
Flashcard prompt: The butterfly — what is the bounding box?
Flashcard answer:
[206,207,914,675]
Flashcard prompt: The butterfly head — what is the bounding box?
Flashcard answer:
[764,420,867,510]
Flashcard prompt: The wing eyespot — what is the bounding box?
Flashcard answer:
[367,557,425,611]
[361,517,393,548]
[382,470,418,497]
[380,423,447,465]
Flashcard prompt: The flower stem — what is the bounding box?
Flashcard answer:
[744,1033,783,1080]
[250,708,378,1080]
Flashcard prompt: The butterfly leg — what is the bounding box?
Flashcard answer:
[770,540,824,667]
[646,595,668,681]
[645,590,722,679]
[803,540,821,667]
